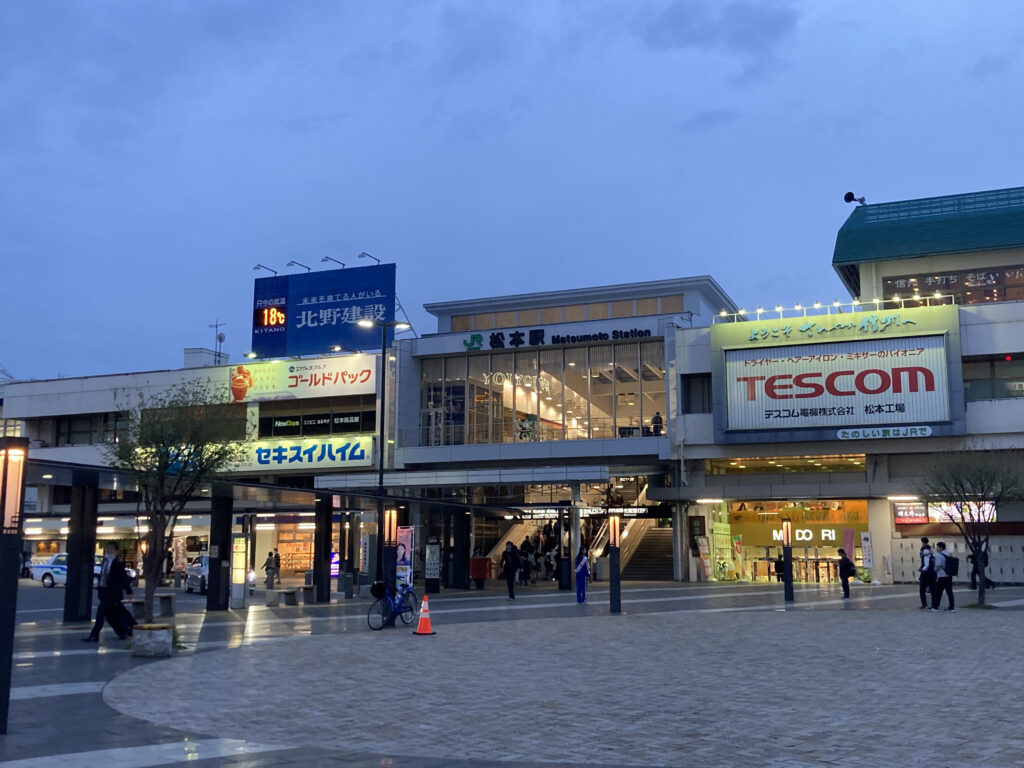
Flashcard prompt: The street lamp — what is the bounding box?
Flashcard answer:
[357,317,411,583]
[1,437,30,734]
[781,517,794,603]
[252,264,278,275]
[358,252,380,264]
[321,256,346,267]
[608,512,621,614]
[285,260,311,272]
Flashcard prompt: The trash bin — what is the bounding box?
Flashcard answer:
[173,570,183,589]
[304,570,313,586]
[341,572,354,599]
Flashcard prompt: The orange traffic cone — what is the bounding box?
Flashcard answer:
[413,595,436,635]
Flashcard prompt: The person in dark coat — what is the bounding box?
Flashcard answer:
[83,542,135,642]
[918,537,935,609]
[500,542,520,600]
[773,554,785,583]
[837,548,855,599]
[575,546,590,604]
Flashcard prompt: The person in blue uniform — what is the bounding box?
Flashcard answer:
[575,546,590,604]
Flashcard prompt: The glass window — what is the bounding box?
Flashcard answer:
[539,349,564,441]
[541,306,562,324]
[587,346,613,438]
[514,351,539,441]
[495,311,516,329]
[614,344,640,436]
[518,309,540,325]
[680,373,711,414]
[452,315,471,332]
[473,313,494,330]
[564,304,585,322]
[420,358,443,446]
[611,300,633,319]
[587,302,609,320]
[468,355,493,444]
[641,341,666,430]
[635,298,658,316]
[490,352,514,443]
[660,295,684,313]
[444,357,467,446]
[994,358,1024,379]
[962,361,991,380]
[563,347,588,439]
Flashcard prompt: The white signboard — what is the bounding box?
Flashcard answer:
[233,435,373,473]
[724,335,949,430]
[424,543,441,580]
[859,532,874,569]
[227,356,377,402]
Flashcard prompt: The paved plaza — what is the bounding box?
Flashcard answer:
[2,581,1023,767]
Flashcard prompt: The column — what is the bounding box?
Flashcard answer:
[313,493,332,603]
[672,505,686,582]
[451,510,470,590]
[63,470,99,623]
[206,487,233,611]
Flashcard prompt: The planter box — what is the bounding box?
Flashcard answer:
[132,624,174,658]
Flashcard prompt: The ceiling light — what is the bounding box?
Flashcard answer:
[887,495,919,502]
[696,498,724,504]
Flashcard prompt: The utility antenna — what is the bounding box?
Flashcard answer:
[209,320,227,360]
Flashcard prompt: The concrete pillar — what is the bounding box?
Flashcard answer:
[672,505,686,582]
[63,470,99,623]
[206,487,232,611]
[570,506,581,587]
[451,510,470,590]
[867,498,894,585]
[313,493,332,602]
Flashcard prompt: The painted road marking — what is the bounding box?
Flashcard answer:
[0,738,287,768]
[10,681,106,700]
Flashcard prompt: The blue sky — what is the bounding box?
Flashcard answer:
[3,1,1022,379]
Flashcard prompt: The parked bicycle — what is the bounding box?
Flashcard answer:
[367,581,418,630]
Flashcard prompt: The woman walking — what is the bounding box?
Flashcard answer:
[263,551,276,590]
[575,546,590,604]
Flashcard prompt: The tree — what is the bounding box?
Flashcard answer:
[104,379,245,622]
[917,449,1024,606]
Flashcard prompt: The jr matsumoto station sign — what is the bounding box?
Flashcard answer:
[710,304,966,444]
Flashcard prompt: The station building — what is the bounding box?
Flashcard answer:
[5,185,1024,589]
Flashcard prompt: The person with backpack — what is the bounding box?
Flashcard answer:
[837,548,856,599]
[929,541,956,612]
[918,536,935,609]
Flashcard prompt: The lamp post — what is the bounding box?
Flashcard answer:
[357,317,410,583]
[781,517,794,603]
[0,437,29,734]
[608,513,621,614]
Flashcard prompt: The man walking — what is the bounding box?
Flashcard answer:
[83,542,135,642]
[500,542,520,600]
[273,548,282,585]
[930,542,955,612]
[918,537,935,609]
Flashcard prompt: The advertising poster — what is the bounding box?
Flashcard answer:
[424,543,441,580]
[396,526,414,588]
[859,532,874,569]
[359,533,369,575]
[228,356,377,402]
[843,528,857,563]
[234,435,373,473]
[731,534,744,575]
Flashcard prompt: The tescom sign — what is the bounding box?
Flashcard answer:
[724,335,950,430]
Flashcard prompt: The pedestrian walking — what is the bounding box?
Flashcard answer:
[575,546,590,603]
[837,548,855,599]
[918,537,935,609]
[774,554,785,583]
[930,542,955,612]
[263,551,276,590]
[500,542,520,600]
[83,542,135,642]
[273,548,282,585]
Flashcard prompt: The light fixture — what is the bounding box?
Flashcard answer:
[696,498,724,504]
[720,310,728,317]
[358,252,381,264]
[252,264,278,275]
[887,495,919,502]
[794,303,802,310]
[852,299,860,306]
[244,351,258,359]
[321,256,346,267]
[286,260,311,272]
[844,191,866,205]
[813,301,821,309]
[774,304,782,312]
[781,518,793,547]
[833,300,841,307]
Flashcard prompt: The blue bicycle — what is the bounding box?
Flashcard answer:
[367,581,418,630]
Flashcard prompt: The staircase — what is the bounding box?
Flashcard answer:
[622,528,674,580]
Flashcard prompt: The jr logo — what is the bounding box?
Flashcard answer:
[463,334,483,351]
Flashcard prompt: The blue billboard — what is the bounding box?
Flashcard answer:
[251,264,396,358]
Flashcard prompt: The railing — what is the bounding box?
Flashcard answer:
[619,518,658,572]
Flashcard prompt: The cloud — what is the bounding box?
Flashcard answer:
[967,54,1009,83]
[678,108,741,132]
[638,1,799,62]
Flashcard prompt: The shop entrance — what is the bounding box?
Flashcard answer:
[706,499,868,582]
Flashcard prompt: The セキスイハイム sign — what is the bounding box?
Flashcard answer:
[233,435,373,473]
[723,335,950,430]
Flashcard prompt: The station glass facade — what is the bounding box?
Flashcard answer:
[419,340,665,445]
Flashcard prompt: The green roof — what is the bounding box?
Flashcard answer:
[832,186,1024,295]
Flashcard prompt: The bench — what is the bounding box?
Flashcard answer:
[281,589,299,606]
[157,593,175,617]
[265,590,281,607]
